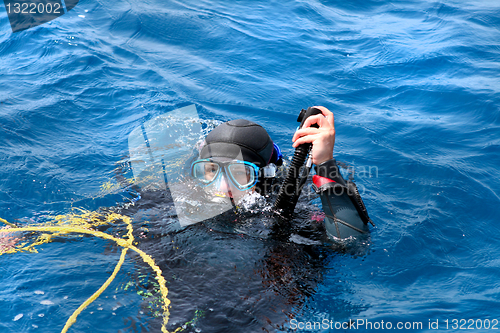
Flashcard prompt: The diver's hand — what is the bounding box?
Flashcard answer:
[292,106,335,165]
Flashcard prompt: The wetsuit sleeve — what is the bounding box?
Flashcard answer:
[312,159,373,239]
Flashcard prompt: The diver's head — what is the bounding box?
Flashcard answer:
[191,119,282,202]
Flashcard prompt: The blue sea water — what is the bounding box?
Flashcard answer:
[1,0,499,332]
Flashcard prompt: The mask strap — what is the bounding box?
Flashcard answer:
[270,142,283,166]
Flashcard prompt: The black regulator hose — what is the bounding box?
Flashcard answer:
[273,107,322,218]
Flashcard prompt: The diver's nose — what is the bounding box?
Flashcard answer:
[212,175,234,198]
[217,175,230,192]
[211,173,230,192]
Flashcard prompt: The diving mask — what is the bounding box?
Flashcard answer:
[191,159,259,191]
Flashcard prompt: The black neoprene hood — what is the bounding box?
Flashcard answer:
[200,119,274,167]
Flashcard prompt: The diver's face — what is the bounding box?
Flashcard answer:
[194,159,257,203]
[212,173,254,203]
[208,167,253,202]
[203,162,252,185]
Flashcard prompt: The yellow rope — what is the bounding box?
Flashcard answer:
[0,223,173,333]
[0,226,130,247]
[61,248,129,333]
[0,217,17,228]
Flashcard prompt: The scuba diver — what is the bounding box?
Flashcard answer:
[190,105,373,239]
[120,105,373,333]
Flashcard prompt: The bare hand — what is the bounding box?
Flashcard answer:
[292,106,335,165]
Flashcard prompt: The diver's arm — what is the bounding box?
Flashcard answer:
[312,158,373,239]
[292,106,372,239]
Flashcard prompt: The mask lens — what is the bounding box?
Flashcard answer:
[227,162,257,189]
[192,160,220,184]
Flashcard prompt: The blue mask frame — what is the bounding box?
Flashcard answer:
[191,159,260,191]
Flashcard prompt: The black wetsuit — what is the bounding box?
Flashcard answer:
[116,188,335,333]
[114,158,371,333]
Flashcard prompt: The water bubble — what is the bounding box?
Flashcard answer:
[40,300,54,305]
